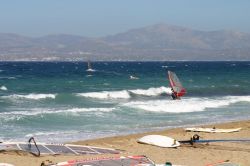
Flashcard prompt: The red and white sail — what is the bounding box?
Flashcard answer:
[168,71,186,97]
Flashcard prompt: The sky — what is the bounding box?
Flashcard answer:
[0,0,249,37]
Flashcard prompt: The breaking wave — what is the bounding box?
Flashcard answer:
[0,107,114,116]
[77,90,130,99]
[1,93,57,100]
[122,96,250,113]
[130,86,171,96]
[25,130,79,138]
[77,86,172,99]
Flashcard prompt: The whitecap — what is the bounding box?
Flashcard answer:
[76,86,172,99]
[77,90,131,99]
[2,93,56,100]
[129,86,172,96]
[25,130,79,138]
[0,107,114,116]
[0,86,7,91]
[122,96,250,113]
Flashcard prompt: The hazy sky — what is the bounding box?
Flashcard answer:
[0,0,249,37]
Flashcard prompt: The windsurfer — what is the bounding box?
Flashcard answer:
[171,88,179,100]
[168,71,185,100]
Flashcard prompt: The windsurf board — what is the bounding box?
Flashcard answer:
[0,164,15,166]
[137,135,180,148]
[185,127,241,133]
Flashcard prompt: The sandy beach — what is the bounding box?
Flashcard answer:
[1,120,250,166]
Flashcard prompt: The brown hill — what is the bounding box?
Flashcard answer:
[0,24,250,61]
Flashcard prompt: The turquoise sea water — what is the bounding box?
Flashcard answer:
[0,61,250,143]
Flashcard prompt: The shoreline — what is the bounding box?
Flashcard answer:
[0,120,250,166]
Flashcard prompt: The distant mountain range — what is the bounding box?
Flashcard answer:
[0,24,250,61]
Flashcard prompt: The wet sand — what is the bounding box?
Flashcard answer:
[1,120,250,166]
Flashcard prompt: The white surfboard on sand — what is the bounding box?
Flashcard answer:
[185,127,241,133]
[137,135,180,148]
[0,163,15,166]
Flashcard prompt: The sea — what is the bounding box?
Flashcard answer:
[0,61,250,143]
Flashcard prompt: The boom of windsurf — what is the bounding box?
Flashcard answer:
[168,70,186,100]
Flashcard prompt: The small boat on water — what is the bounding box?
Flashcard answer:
[86,61,95,72]
[129,75,139,80]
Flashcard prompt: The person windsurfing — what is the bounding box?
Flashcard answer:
[170,88,179,100]
[168,71,186,100]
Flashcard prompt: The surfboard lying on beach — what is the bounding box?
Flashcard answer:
[48,155,155,166]
[185,127,241,133]
[0,163,15,166]
[0,141,119,156]
[137,135,180,148]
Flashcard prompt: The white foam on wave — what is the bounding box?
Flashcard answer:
[0,86,7,91]
[22,130,117,143]
[77,90,131,99]
[0,107,114,116]
[122,96,250,113]
[25,130,79,138]
[77,86,171,99]
[130,86,172,96]
[2,93,56,100]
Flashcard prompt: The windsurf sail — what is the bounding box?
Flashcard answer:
[86,61,95,72]
[168,71,186,97]
[87,61,92,69]
[48,155,155,166]
[0,137,119,156]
